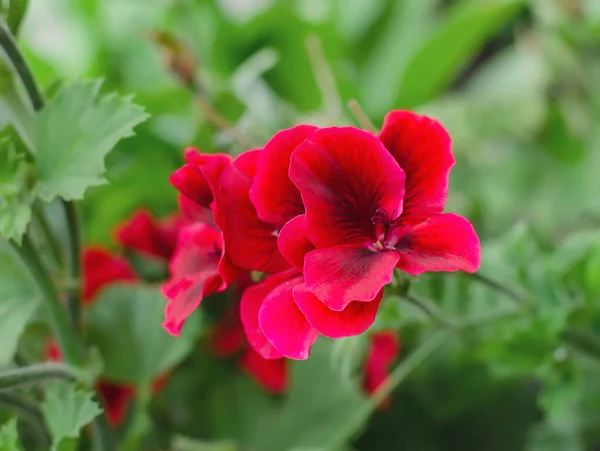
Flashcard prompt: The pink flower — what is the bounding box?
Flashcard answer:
[114,209,183,261]
[287,112,480,313]
[363,331,401,407]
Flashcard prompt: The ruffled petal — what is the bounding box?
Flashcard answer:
[378,111,454,224]
[170,163,213,208]
[250,125,317,224]
[212,160,290,273]
[162,272,222,336]
[82,247,137,304]
[277,214,315,272]
[304,245,399,311]
[258,276,318,360]
[294,284,382,338]
[239,348,288,394]
[240,271,297,359]
[395,213,480,275]
[289,126,406,248]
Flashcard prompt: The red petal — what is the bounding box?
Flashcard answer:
[277,214,315,272]
[378,111,454,224]
[96,380,135,426]
[209,306,246,357]
[258,275,318,360]
[212,159,290,273]
[82,247,137,303]
[170,163,213,208]
[44,339,63,362]
[363,331,400,396]
[396,213,480,274]
[162,271,222,336]
[239,348,288,394]
[304,245,399,311]
[294,284,383,338]
[250,125,317,224]
[240,271,297,360]
[178,194,214,225]
[162,223,224,336]
[114,209,182,261]
[289,126,406,248]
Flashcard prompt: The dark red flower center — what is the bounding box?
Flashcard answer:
[370,207,404,251]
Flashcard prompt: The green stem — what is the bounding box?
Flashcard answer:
[327,330,448,450]
[0,363,76,390]
[0,392,51,448]
[62,200,83,332]
[33,202,64,268]
[91,416,115,451]
[348,99,377,133]
[10,234,84,369]
[404,293,453,328]
[305,35,342,123]
[470,272,528,304]
[0,20,44,111]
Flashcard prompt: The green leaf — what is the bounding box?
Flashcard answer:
[35,80,149,202]
[0,242,40,365]
[395,0,524,109]
[7,0,29,36]
[171,436,237,451]
[0,131,32,243]
[213,339,365,451]
[41,384,102,451]
[85,284,202,384]
[0,420,22,451]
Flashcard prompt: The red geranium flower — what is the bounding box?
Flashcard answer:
[82,247,137,303]
[287,112,480,312]
[115,209,183,261]
[363,331,401,408]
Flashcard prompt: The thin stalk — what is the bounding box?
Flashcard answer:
[0,363,76,390]
[348,99,377,133]
[0,20,44,110]
[0,392,51,448]
[10,234,84,369]
[305,35,342,123]
[91,416,114,451]
[62,200,83,332]
[470,272,528,304]
[326,331,448,450]
[404,293,453,328]
[33,202,64,268]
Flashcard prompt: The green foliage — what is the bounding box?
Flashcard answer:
[35,80,149,202]
[0,420,21,451]
[0,242,40,365]
[84,284,202,385]
[0,129,31,243]
[6,0,28,36]
[40,383,102,451]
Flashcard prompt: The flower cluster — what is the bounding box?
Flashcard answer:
[164,110,480,360]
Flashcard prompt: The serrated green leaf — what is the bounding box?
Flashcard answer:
[395,0,524,109]
[35,80,149,202]
[7,0,29,36]
[0,242,40,364]
[0,419,22,451]
[41,384,102,451]
[0,131,32,243]
[85,284,202,384]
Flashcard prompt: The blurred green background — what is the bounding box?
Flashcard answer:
[12,0,600,449]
